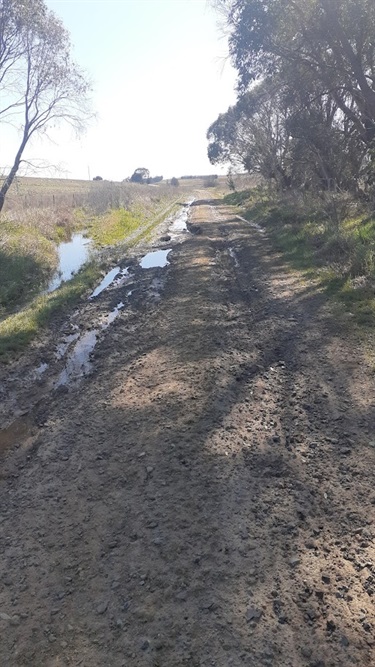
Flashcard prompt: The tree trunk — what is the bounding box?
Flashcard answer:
[0,133,28,212]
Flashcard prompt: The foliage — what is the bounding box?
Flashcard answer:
[147,175,163,184]
[130,168,150,184]
[209,0,375,198]
[170,177,179,186]
[219,0,375,143]
[0,0,92,210]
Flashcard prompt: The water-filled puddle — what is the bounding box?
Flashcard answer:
[35,362,49,378]
[140,249,171,269]
[55,333,80,360]
[89,266,120,298]
[90,267,130,299]
[169,208,188,233]
[229,248,240,267]
[56,330,98,387]
[102,302,124,328]
[56,303,125,386]
[47,233,92,293]
[113,268,130,287]
[168,200,194,236]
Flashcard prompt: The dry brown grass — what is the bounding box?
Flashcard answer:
[1,176,225,212]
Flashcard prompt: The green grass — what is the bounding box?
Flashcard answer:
[224,189,375,327]
[0,263,102,359]
[0,223,58,315]
[86,207,143,247]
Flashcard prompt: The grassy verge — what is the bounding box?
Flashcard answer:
[81,198,180,248]
[0,263,102,359]
[0,208,79,315]
[224,188,375,326]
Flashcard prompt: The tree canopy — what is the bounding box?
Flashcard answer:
[0,0,92,210]
[130,167,150,184]
[208,0,375,195]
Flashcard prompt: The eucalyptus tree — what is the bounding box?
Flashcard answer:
[214,0,375,147]
[207,81,293,189]
[0,0,92,210]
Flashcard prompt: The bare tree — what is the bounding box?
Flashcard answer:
[0,0,92,210]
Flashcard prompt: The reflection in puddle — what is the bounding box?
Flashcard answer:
[56,330,98,387]
[169,209,188,234]
[47,234,92,293]
[56,333,80,360]
[168,200,194,237]
[113,267,130,288]
[102,302,124,328]
[229,247,240,267]
[89,266,120,298]
[35,362,49,377]
[56,304,125,386]
[140,249,171,269]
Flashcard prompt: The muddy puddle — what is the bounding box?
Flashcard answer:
[89,266,130,300]
[90,266,121,298]
[31,203,192,391]
[229,247,240,267]
[140,249,171,269]
[56,330,98,387]
[169,208,189,234]
[102,302,124,328]
[55,332,80,360]
[47,233,92,293]
[56,302,125,387]
[35,362,49,377]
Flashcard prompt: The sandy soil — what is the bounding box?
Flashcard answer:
[0,198,374,667]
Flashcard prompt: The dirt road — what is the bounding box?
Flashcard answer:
[1,198,374,666]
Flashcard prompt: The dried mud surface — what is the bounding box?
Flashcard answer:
[0,199,374,667]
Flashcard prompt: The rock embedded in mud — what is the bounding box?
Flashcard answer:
[0,612,12,621]
[96,601,109,615]
[245,606,263,622]
[140,640,150,651]
[289,556,301,568]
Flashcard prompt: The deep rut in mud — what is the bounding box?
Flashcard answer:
[0,199,374,667]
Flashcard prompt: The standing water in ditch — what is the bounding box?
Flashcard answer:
[47,233,92,293]
[49,201,193,386]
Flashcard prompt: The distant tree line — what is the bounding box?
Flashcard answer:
[128,168,163,184]
[208,0,375,198]
[180,174,218,180]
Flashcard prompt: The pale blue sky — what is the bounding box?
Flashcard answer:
[1,0,237,180]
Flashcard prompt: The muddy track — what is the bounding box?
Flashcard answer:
[0,199,374,667]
